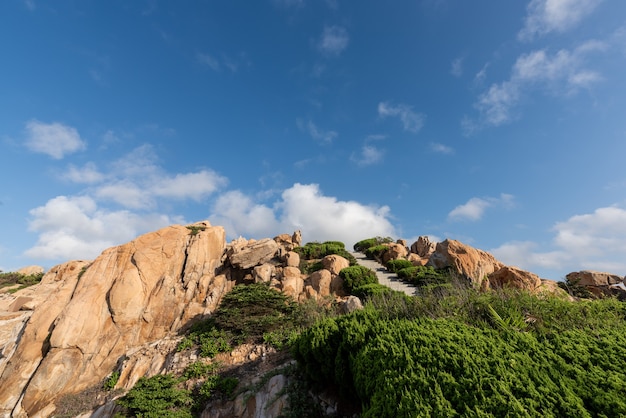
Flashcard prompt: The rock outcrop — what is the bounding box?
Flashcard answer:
[0,222,229,417]
[427,239,504,288]
[565,270,623,287]
[410,236,436,258]
[487,266,542,291]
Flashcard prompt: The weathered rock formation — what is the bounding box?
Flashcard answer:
[427,239,505,288]
[0,222,229,417]
[565,270,626,299]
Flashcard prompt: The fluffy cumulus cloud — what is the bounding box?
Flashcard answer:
[491,205,626,276]
[378,102,425,133]
[448,194,514,221]
[210,183,396,246]
[25,120,86,159]
[25,196,176,260]
[25,145,226,262]
[318,26,349,56]
[475,41,605,126]
[519,0,603,41]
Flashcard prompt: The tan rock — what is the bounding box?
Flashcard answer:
[565,270,623,287]
[253,264,274,284]
[0,311,32,377]
[410,236,436,258]
[321,255,349,276]
[229,238,279,269]
[341,296,364,314]
[284,251,300,268]
[0,222,228,417]
[310,269,332,297]
[0,260,89,417]
[280,267,303,298]
[427,239,504,288]
[408,253,428,266]
[488,266,542,291]
[381,243,409,264]
[292,230,302,247]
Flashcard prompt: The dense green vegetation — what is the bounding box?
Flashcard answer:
[363,244,388,260]
[0,271,44,293]
[293,284,626,417]
[385,259,413,273]
[353,237,393,253]
[396,265,455,287]
[295,241,357,266]
[178,283,310,354]
[338,265,378,294]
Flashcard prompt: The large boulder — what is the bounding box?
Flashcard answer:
[321,255,349,276]
[488,266,542,291]
[0,222,229,417]
[309,269,332,298]
[565,271,622,287]
[381,243,409,264]
[427,239,504,288]
[228,238,279,270]
[410,236,436,258]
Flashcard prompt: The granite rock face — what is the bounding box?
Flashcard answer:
[0,222,229,418]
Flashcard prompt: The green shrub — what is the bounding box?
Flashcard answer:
[116,374,193,418]
[294,241,357,265]
[397,266,451,287]
[185,225,206,236]
[364,245,388,260]
[385,259,413,273]
[212,283,300,343]
[183,361,219,379]
[350,283,395,300]
[0,271,44,292]
[293,302,626,417]
[353,237,393,252]
[103,371,120,391]
[339,266,378,294]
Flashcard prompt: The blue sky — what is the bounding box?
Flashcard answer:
[1,0,626,281]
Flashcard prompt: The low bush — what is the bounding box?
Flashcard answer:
[397,266,451,287]
[385,259,413,273]
[116,374,193,418]
[364,245,388,260]
[0,271,44,292]
[339,266,378,294]
[294,241,357,265]
[293,294,626,417]
[353,237,393,252]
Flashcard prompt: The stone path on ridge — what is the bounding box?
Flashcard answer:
[351,252,418,297]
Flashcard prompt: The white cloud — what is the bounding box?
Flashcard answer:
[25,196,176,260]
[95,181,151,209]
[476,81,520,126]
[430,142,454,154]
[63,163,104,184]
[448,194,514,222]
[210,183,395,246]
[378,102,425,133]
[152,170,228,200]
[318,26,349,56]
[351,145,384,166]
[474,63,489,85]
[492,205,626,276]
[450,57,464,77]
[24,0,35,11]
[519,0,603,41]
[25,120,86,159]
[475,42,605,126]
[297,119,338,143]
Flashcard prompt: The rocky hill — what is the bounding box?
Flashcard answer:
[0,221,624,417]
